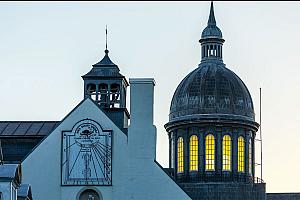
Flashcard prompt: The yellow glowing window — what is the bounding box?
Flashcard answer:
[249,139,252,174]
[238,136,245,172]
[189,135,198,171]
[177,137,184,173]
[222,135,231,171]
[205,134,215,171]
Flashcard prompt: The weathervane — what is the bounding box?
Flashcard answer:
[105,25,108,53]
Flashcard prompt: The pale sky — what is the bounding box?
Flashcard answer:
[0,1,299,193]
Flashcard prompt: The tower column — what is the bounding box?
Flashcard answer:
[216,129,222,174]
[232,132,238,174]
[95,84,99,103]
[245,131,250,176]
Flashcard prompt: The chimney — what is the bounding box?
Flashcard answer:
[128,78,157,160]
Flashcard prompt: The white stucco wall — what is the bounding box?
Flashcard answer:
[21,79,191,200]
[22,98,129,200]
[128,78,191,200]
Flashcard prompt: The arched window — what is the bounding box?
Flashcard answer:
[249,139,252,174]
[238,136,245,172]
[189,135,198,171]
[222,135,231,171]
[87,84,97,101]
[79,189,101,200]
[177,137,184,173]
[110,83,120,108]
[205,134,215,171]
[99,83,108,107]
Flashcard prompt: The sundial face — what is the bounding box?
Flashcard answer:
[62,119,112,185]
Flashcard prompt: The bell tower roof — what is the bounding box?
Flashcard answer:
[82,49,123,78]
[81,27,129,132]
[93,50,117,67]
[82,26,123,79]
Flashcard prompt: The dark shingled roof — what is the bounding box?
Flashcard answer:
[0,121,60,137]
[82,50,124,78]
[169,62,255,123]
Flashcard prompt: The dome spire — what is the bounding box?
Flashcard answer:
[208,1,216,26]
[199,2,224,62]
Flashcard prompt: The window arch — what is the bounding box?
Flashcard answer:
[177,137,184,173]
[99,83,108,106]
[79,189,101,200]
[189,135,198,171]
[238,136,245,172]
[110,83,120,108]
[222,135,231,171]
[205,134,215,171]
[87,84,97,101]
[249,139,252,174]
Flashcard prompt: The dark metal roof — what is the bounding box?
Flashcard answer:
[82,50,124,78]
[0,121,60,137]
[169,62,255,123]
[94,49,117,66]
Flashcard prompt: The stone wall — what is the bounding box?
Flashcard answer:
[267,193,300,200]
[180,182,266,200]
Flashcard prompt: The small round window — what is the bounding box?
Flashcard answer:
[79,189,101,200]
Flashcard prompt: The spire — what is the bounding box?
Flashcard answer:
[93,26,117,67]
[104,25,109,55]
[208,1,216,26]
[199,2,224,62]
[200,1,223,40]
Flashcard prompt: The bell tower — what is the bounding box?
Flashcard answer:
[82,29,129,132]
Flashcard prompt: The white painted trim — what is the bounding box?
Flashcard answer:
[129,78,155,85]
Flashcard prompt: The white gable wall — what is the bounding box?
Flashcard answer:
[22,79,190,200]
[22,99,129,200]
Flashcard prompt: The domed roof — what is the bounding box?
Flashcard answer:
[169,62,255,123]
[201,25,222,39]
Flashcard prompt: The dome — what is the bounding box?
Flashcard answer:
[169,62,255,123]
[201,25,223,39]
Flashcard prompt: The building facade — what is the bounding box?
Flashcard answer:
[164,2,266,200]
[2,2,300,200]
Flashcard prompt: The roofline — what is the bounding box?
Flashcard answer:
[20,98,89,163]
[0,136,45,138]
[154,160,192,199]
[0,121,59,123]
[21,97,129,162]
[0,121,60,137]
[81,75,129,87]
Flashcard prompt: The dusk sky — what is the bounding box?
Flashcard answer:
[0,1,300,192]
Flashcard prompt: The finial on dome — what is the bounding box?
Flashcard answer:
[200,1,223,40]
[208,1,216,26]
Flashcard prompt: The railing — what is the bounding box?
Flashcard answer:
[253,176,264,184]
[173,172,265,184]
